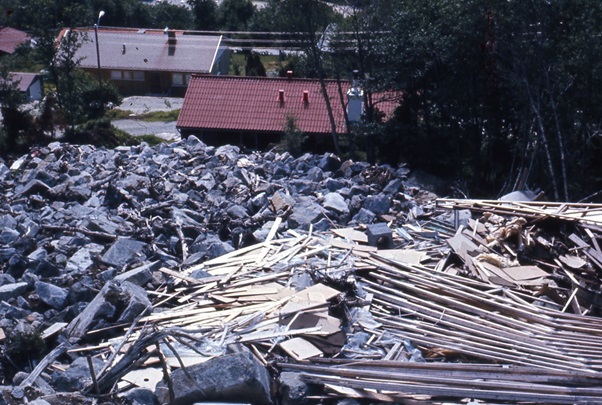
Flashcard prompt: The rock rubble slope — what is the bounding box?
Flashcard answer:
[0,137,427,403]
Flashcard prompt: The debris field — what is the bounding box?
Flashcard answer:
[1,138,602,404]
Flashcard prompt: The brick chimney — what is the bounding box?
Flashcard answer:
[167,30,176,56]
[167,30,177,45]
[302,90,309,104]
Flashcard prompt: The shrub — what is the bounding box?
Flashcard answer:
[282,115,307,157]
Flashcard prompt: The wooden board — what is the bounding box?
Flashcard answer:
[287,312,341,336]
[333,228,369,243]
[279,337,323,360]
[503,265,549,281]
[330,239,377,252]
[559,254,587,269]
[121,367,164,390]
[377,249,428,265]
[42,322,68,339]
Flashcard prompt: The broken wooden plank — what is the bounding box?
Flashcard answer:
[330,239,378,252]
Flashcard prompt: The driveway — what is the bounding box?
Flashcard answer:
[111,96,184,141]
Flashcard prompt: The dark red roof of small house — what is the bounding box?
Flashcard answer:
[177,75,399,135]
[0,27,30,55]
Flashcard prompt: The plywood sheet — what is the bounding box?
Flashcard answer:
[279,337,323,360]
[121,367,164,390]
[503,266,549,281]
[333,228,368,243]
[377,249,428,265]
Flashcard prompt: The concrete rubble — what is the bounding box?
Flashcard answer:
[1,138,602,404]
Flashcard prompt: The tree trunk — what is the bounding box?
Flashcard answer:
[532,99,560,201]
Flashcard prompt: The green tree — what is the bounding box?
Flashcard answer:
[361,1,516,194]
[50,31,122,131]
[263,0,344,154]
[51,28,86,131]
[217,0,255,31]
[149,2,194,30]
[282,114,307,157]
[491,0,602,200]
[188,0,219,30]
[244,52,266,76]
[0,68,29,153]
[365,0,602,200]
[248,0,339,33]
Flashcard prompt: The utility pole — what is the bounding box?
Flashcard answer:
[94,10,105,86]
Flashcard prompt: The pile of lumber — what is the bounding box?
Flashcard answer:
[357,254,602,372]
[280,360,602,404]
[436,199,602,315]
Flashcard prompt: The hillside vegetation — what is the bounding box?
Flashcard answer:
[1,0,601,200]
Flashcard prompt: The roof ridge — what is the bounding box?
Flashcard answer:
[190,74,350,83]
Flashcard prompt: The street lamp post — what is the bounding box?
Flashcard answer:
[94,10,105,86]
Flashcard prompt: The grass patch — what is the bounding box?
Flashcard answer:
[137,109,180,122]
[105,109,135,120]
[230,52,288,76]
[138,134,169,146]
[105,109,180,122]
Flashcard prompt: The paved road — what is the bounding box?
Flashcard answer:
[112,96,183,141]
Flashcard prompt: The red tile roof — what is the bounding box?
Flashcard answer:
[0,27,30,55]
[177,75,399,135]
[61,27,224,73]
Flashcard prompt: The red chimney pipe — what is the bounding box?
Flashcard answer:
[302,90,309,104]
[278,89,285,103]
[287,70,293,79]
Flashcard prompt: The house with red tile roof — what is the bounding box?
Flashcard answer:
[0,27,30,56]
[58,27,229,96]
[176,74,399,151]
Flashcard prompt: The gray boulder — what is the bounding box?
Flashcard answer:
[65,244,104,273]
[101,238,149,267]
[114,261,159,287]
[362,195,391,215]
[35,281,69,310]
[279,371,315,405]
[0,228,19,244]
[0,282,29,302]
[351,208,376,224]
[288,198,323,230]
[155,351,271,405]
[52,356,105,392]
[323,192,350,216]
[121,388,160,405]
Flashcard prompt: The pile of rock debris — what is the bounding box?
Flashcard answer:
[1,137,602,404]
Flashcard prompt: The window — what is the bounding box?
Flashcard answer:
[110,70,144,81]
[172,73,191,86]
[172,73,184,86]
